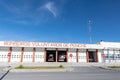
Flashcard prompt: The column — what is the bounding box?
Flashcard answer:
[8,47,12,62]
[86,49,89,62]
[44,48,47,62]
[76,49,79,62]
[56,48,58,62]
[96,49,98,62]
[66,48,68,62]
[32,48,36,62]
[20,47,24,63]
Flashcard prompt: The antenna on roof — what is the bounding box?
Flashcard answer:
[88,19,92,43]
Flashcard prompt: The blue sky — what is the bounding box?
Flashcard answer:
[0,0,120,43]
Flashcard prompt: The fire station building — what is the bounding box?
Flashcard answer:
[0,41,120,63]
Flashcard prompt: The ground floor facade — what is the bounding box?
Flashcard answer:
[0,41,120,63]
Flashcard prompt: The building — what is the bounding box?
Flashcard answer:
[0,41,120,63]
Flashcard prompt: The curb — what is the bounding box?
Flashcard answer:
[10,67,73,72]
[99,66,120,71]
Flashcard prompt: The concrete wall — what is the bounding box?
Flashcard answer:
[11,47,21,62]
[78,50,87,62]
[68,49,76,62]
[23,47,33,62]
[0,47,9,62]
[35,48,44,62]
[98,50,102,63]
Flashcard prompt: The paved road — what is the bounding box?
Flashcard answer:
[0,66,10,80]
[2,66,120,80]
[0,67,4,78]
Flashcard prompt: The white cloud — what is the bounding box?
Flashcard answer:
[44,2,58,17]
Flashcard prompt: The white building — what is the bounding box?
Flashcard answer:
[0,41,120,63]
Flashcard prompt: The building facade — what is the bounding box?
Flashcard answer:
[0,41,120,63]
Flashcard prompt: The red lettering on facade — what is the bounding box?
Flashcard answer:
[4,41,86,48]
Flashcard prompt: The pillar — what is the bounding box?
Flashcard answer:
[76,49,79,62]
[56,48,58,62]
[8,47,12,62]
[86,49,89,62]
[20,47,24,63]
[96,49,98,62]
[44,48,47,62]
[66,48,68,62]
[32,48,36,62]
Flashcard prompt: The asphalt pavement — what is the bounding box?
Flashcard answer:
[2,66,120,80]
[0,67,4,78]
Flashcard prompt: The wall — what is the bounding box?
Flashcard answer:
[23,47,33,62]
[97,50,102,63]
[0,47,9,62]
[115,50,120,62]
[78,50,87,62]
[11,47,21,62]
[35,48,44,62]
[1,46,120,63]
[103,49,120,63]
[68,49,76,62]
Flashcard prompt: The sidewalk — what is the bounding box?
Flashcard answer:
[1,62,120,72]
[0,62,120,67]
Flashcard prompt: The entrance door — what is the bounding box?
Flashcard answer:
[88,51,98,62]
[46,50,56,62]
